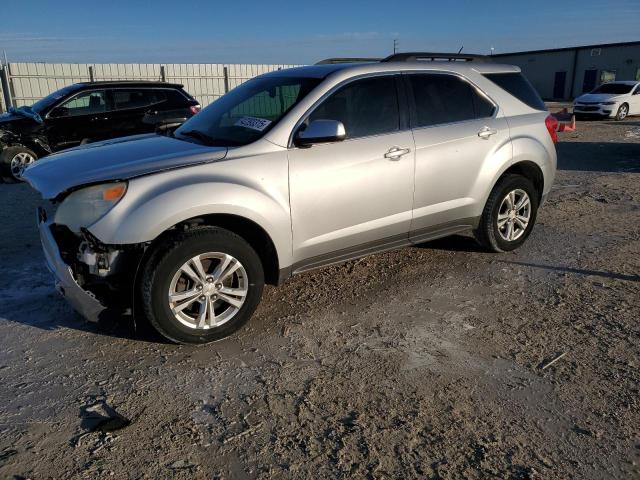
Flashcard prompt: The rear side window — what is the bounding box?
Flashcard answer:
[308,76,399,139]
[166,89,192,106]
[407,74,495,128]
[112,89,166,110]
[483,73,546,111]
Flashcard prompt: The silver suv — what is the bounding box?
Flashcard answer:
[25,53,558,344]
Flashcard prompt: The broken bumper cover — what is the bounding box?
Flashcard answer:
[37,207,106,322]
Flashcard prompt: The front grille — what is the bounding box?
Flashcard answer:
[577,101,600,105]
[576,106,600,112]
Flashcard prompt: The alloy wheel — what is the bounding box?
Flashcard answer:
[497,189,531,242]
[168,252,248,329]
[618,105,628,120]
[10,152,35,179]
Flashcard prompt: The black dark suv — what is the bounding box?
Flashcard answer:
[0,81,200,182]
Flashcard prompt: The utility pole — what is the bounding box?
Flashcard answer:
[393,39,398,54]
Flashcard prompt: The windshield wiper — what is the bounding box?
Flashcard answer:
[177,129,217,146]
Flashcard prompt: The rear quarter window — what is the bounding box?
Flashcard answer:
[483,73,546,111]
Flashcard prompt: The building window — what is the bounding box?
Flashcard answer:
[600,70,616,84]
[636,68,640,81]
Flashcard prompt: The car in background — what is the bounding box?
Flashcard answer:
[573,81,640,120]
[0,81,200,182]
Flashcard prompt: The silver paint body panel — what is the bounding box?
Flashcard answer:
[25,61,556,279]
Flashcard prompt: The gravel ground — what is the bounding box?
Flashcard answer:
[0,118,639,479]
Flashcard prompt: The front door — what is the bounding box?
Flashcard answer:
[629,84,640,114]
[45,89,109,150]
[289,75,415,267]
[405,73,511,239]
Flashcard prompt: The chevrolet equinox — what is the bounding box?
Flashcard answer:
[24,53,558,344]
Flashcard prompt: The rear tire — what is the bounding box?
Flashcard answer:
[140,227,264,344]
[1,146,37,183]
[474,174,539,253]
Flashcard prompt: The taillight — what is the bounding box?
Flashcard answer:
[545,114,558,144]
[190,105,201,115]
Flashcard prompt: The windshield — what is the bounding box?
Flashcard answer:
[30,85,80,113]
[174,76,321,147]
[591,83,634,94]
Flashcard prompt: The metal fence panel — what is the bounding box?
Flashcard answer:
[8,63,90,106]
[4,62,302,109]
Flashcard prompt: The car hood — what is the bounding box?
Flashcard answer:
[0,112,31,128]
[23,134,227,199]
[575,93,626,103]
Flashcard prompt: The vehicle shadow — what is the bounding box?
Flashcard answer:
[556,141,640,173]
[498,260,639,283]
[601,120,640,127]
[0,296,166,344]
[414,234,486,252]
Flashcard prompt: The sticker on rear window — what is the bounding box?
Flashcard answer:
[235,116,272,131]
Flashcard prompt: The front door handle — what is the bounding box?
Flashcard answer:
[478,126,497,139]
[384,146,411,160]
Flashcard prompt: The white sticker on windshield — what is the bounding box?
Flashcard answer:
[235,116,272,131]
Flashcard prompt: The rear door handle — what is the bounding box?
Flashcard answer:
[478,126,497,139]
[384,146,411,160]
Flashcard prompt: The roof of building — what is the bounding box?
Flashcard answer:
[492,40,640,57]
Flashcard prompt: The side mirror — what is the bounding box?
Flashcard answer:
[295,119,346,147]
[49,106,69,118]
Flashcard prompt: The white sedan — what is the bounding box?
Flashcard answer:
[573,81,640,120]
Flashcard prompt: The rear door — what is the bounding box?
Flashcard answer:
[108,88,166,137]
[405,73,510,241]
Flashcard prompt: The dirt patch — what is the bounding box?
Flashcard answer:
[0,118,638,479]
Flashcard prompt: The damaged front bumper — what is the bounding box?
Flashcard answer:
[37,207,107,322]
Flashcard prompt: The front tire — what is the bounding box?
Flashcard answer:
[140,227,264,344]
[614,103,629,121]
[474,174,539,253]
[1,146,37,183]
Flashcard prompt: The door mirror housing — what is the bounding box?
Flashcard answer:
[49,106,69,118]
[295,119,346,147]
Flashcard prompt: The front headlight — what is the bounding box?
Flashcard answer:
[55,182,127,232]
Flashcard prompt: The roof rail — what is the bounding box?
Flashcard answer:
[381,52,489,63]
[315,57,382,65]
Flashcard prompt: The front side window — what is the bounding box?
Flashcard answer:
[112,89,166,110]
[56,90,107,117]
[175,76,320,147]
[307,76,399,139]
[408,74,494,128]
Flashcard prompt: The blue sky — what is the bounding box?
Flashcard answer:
[2,0,639,63]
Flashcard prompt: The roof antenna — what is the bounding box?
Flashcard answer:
[457,45,464,54]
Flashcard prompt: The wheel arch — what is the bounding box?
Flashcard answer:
[500,161,544,203]
[165,214,281,286]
